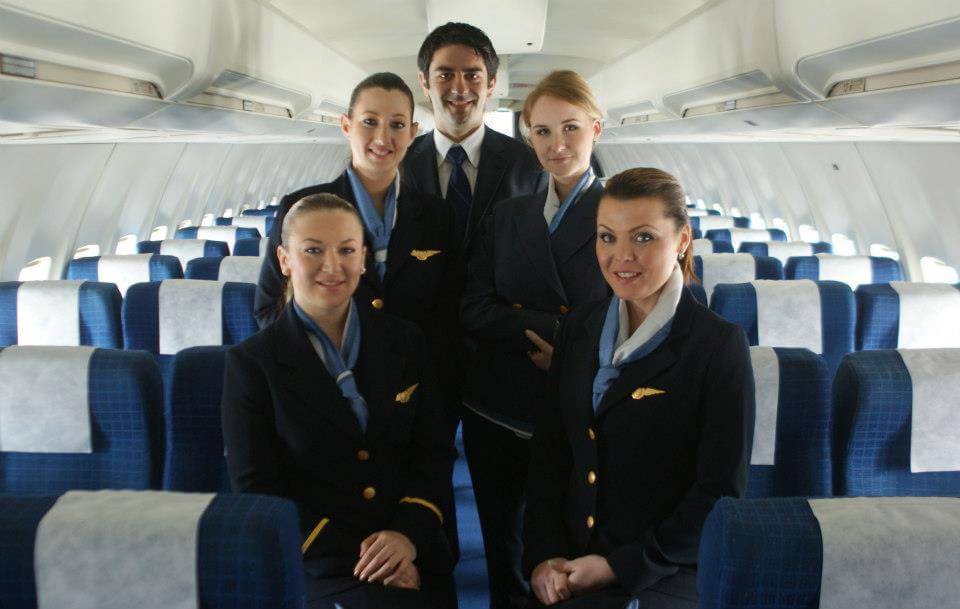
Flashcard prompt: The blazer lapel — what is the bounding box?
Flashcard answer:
[594,289,697,420]
[404,133,441,197]
[274,306,364,440]
[514,193,567,302]
[383,188,425,283]
[470,129,507,238]
[568,302,605,428]
[550,181,602,267]
[353,309,401,444]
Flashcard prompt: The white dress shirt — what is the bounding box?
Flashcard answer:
[433,124,485,197]
[542,171,597,225]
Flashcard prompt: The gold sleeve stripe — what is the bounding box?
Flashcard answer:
[301,517,330,554]
[400,497,444,524]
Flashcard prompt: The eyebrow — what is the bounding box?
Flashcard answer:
[433,65,483,73]
[597,224,657,232]
[531,117,581,130]
[301,237,359,244]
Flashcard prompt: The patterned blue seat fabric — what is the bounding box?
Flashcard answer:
[786,255,903,285]
[0,492,304,609]
[136,239,229,258]
[0,281,122,348]
[705,228,788,251]
[832,350,960,496]
[693,255,784,286]
[215,215,276,237]
[689,216,749,231]
[711,281,855,372]
[67,255,182,283]
[0,347,163,493]
[855,283,960,350]
[241,205,279,217]
[738,241,832,258]
[747,348,832,498]
[185,257,262,283]
[164,346,231,492]
[233,238,266,257]
[175,226,261,243]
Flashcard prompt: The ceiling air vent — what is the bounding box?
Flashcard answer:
[188,91,292,118]
[620,112,671,126]
[187,70,311,119]
[828,59,960,98]
[681,91,795,118]
[0,53,160,98]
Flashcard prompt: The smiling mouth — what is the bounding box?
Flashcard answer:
[445,99,475,109]
[367,148,393,160]
[317,279,346,289]
[612,271,641,284]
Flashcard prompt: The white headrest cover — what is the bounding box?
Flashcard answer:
[749,346,779,466]
[815,254,872,290]
[687,209,711,217]
[232,216,267,236]
[692,238,714,254]
[17,280,84,346]
[98,254,152,297]
[35,490,215,609]
[197,227,238,253]
[160,239,208,274]
[898,348,960,473]
[890,282,960,348]
[158,280,225,355]
[697,216,735,231]
[752,280,823,353]
[700,253,755,301]
[765,241,814,266]
[728,228,773,251]
[217,257,261,284]
[0,345,94,453]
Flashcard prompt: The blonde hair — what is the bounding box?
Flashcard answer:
[520,70,603,142]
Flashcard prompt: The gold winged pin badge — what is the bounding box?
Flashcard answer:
[395,383,419,404]
[632,387,666,400]
[410,249,441,261]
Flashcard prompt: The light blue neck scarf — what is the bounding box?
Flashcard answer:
[294,298,368,431]
[548,167,594,234]
[346,165,398,280]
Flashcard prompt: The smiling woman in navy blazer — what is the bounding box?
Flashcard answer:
[224,194,456,609]
[523,168,755,609]
[459,70,610,609]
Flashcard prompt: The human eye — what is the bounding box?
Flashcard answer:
[305,246,321,254]
[435,72,451,81]
[339,246,356,255]
[563,124,579,132]
[361,117,377,127]
[633,232,654,244]
[534,127,549,137]
[598,231,614,244]
[390,121,407,130]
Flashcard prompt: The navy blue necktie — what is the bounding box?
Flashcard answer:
[445,145,473,243]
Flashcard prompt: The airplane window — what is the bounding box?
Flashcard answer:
[750,212,766,229]
[729,206,741,217]
[798,224,820,243]
[177,219,193,230]
[200,213,215,227]
[483,109,515,138]
[150,226,168,241]
[771,217,790,235]
[115,234,139,255]
[18,256,52,281]
[269,196,280,205]
[831,233,857,256]
[870,243,900,261]
[921,257,960,283]
[73,244,101,259]
[712,203,726,215]
[222,208,234,218]
[695,198,707,210]
[242,204,254,213]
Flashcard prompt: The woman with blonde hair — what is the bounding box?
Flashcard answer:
[459,70,610,608]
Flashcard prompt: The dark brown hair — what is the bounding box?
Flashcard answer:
[602,167,697,284]
[280,193,364,304]
[417,22,499,80]
[347,72,415,119]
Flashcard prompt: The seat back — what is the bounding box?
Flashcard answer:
[175,226,260,253]
[706,228,788,252]
[137,239,229,274]
[686,208,720,217]
[738,240,831,266]
[833,349,960,496]
[690,215,736,231]
[747,347,832,498]
[0,281,122,348]
[0,346,162,492]
[0,491,303,609]
[233,237,268,257]
[186,257,262,283]
[786,254,903,289]
[164,346,231,492]
[691,238,732,254]
[711,280,855,372]
[856,282,960,350]
[67,254,182,296]
[216,215,275,237]
[694,254,783,303]
[241,205,279,217]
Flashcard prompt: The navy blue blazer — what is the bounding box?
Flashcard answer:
[222,303,456,579]
[460,182,610,431]
[402,128,545,252]
[522,288,755,596]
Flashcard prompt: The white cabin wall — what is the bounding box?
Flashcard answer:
[595,142,960,280]
[0,142,349,280]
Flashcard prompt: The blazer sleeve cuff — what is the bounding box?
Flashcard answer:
[390,501,453,574]
[605,538,679,596]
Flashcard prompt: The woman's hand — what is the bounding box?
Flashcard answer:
[561,554,616,595]
[382,560,421,590]
[525,329,554,371]
[531,558,572,605]
[353,530,417,584]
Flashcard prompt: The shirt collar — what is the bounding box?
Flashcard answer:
[434,124,485,167]
[546,169,596,211]
[612,263,683,365]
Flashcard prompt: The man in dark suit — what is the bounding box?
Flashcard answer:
[404,22,545,252]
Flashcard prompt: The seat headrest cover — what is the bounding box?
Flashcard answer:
[749,346,779,466]
[160,240,208,274]
[728,228,773,251]
[890,282,960,348]
[700,253,755,301]
[808,496,960,609]
[0,346,94,453]
[35,489,215,609]
[159,280,225,355]
[692,238,714,254]
[697,216,735,231]
[232,215,267,234]
[197,227,238,253]
[217,257,262,284]
[898,348,960,473]
[765,241,813,266]
[98,254,152,297]
[815,254,872,289]
[687,209,711,217]
[752,280,822,354]
[16,280,84,346]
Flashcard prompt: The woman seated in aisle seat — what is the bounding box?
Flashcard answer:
[223,194,456,609]
[523,168,755,609]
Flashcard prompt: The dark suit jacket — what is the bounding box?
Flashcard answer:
[254,171,465,407]
[401,128,545,252]
[222,304,456,579]
[460,182,610,431]
[522,289,755,596]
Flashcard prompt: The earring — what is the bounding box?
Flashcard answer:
[678,251,686,260]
